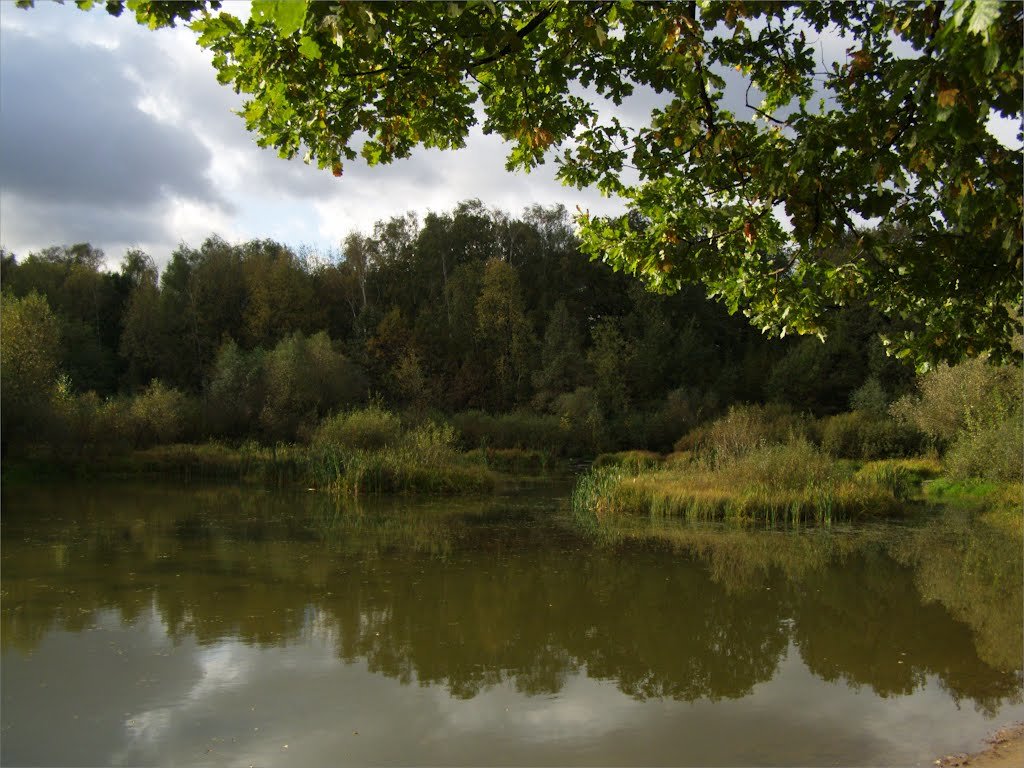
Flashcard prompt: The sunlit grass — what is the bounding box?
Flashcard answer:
[573,441,913,528]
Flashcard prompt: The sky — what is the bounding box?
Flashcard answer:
[0,1,628,271]
[2,2,1018,273]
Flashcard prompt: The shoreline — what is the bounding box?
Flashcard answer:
[936,723,1024,767]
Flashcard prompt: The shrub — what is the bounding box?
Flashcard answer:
[640,387,715,452]
[56,388,135,457]
[308,414,493,496]
[853,462,914,501]
[129,380,194,446]
[717,439,837,492]
[313,405,402,451]
[849,375,890,417]
[677,403,811,462]
[206,339,266,439]
[261,331,367,442]
[821,411,925,459]
[551,387,606,455]
[944,410,1023,483]
[452,409,572,455]
[464,447,553,474]
[1,291,60,447]
[400,419,458,466]
[890,358,1022,447]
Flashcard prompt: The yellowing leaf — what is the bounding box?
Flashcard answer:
[937,88,959,108]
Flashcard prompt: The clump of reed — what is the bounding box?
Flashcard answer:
[463,447,556,475]
[308,408,495,495]
[592,450,663,473]
[92,441,306,484]
[573,439,914,528]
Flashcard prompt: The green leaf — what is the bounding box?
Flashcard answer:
[298,35,321,59]
[967,0,1000,40]
[252,0,307,37]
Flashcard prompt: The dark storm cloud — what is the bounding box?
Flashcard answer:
[0,29,225,210]
[1,194,165,260]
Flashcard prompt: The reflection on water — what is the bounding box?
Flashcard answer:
[2,481,1022,766]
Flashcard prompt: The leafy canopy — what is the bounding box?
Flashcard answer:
[26,0,1023,367]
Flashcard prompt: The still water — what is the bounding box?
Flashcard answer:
[2,480,1021,766]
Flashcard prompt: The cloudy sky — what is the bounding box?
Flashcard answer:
[3,3,1018,273]
[0,1,628,271]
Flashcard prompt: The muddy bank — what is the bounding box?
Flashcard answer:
[936,724,1024,768]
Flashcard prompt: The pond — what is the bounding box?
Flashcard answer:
[2,479,1021,766]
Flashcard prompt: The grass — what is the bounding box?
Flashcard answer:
[464,447,557,474]
[572,442,917,528]
[592,450,663,472]
[307,444,495,495]
[4,411,498,497]
[924,477,1023,533]
[1,441,306,485]
[308,418,496,496]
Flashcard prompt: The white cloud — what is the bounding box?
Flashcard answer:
[0,0,623,266]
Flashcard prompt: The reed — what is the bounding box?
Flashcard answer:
[573,441,913,528]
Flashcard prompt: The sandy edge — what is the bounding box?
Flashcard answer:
[934,723,1024,767]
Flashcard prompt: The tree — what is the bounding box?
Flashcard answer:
[475,258,535,409]
[34,0,1022,366]
[587,317,634,416]
[1,292,60,447]
[532,300,585,409]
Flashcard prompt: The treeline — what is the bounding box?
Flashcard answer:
[0,200,959,457]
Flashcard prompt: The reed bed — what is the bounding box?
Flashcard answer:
[308,416,495,496]
[573,441,914,528]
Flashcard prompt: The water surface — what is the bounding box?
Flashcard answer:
[2,480,1021,766]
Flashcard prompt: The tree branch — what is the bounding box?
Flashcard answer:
[468,4,559,69]
[683,2,717,134]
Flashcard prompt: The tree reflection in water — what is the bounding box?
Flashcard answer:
[2,482,1020,713]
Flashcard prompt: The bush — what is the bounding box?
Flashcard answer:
[45,380,132,459]
[308,416,493,496]
[944,410,1023,483]
[452,409,573,454]
[260,331,367,442]
[649,387,716,450]
[1,291,60,447]
[464,447,553,474]
[313,405,403,451]
[820,411,925,459]
[676,403,811,462]
[551,387,606,455]
[717,439,837,492]
[129,380,194,446]
[890,358,1022,447]
[206,339,266,439]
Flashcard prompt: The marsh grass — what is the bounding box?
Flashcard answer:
[573,440,912,527]
[57,441,306,484]
[308,417,495,495]
[463,447,555,474]
[592,450,663,472]
[924,477,1024,532]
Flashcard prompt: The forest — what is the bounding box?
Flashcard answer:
[2,200,1019,500]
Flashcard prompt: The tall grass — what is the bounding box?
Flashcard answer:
[96,441,305,484]
[463,447,556,474]
[308,412,494,495]
[592,450,663,472]
[572,440,913,528]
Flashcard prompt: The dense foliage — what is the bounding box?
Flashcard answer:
[21,0,1024,365]
[2,202,922,454]
[3,200,1018,489]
